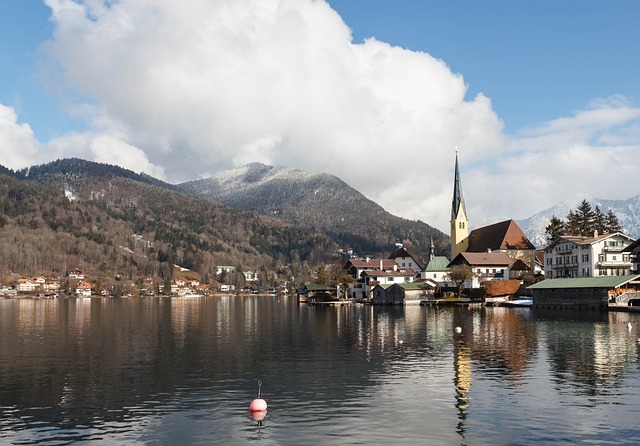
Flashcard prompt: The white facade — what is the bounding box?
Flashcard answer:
[544,233,634,278]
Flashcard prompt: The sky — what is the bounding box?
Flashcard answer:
[1,0,639,233]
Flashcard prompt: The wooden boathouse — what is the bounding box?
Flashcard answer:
[527,274,640,309]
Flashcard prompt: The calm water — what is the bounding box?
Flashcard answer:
[1,296,640,445]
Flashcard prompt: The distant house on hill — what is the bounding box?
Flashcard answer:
[75,281,92,296]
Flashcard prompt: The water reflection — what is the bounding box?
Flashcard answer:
[1,298,640,445]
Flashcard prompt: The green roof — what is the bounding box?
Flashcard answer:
[304,283,337,292]
[398,282,434,290]
[527,275,640,290]
[425,256,450,272]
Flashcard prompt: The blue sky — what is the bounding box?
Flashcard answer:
[1,0,639,232]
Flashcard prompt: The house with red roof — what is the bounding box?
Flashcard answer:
[448,251,514,289]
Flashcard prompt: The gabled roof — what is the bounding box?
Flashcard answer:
[361,268,416,278]
[527,275,640,290]
[448,251,514,267]
[388,247,423,269]
[510,259,530,271]
[303,283,337,292]
[545,232,634,250]
[467,219,536,252]
[345,258,396,270]
[425,256,450,272]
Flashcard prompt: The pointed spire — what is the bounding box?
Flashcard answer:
[429,236,435,262]
[451,150,467,220]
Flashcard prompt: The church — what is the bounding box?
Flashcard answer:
[449,153,537,275]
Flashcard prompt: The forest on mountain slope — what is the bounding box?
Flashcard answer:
[0,167,335,289]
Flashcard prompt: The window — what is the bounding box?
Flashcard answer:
[599,254,605,262]
[612,256,617,261]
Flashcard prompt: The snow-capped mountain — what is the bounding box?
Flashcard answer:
[517,196,640,248]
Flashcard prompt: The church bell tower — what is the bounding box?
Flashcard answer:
[450,152,469,259]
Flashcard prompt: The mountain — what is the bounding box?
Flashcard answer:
[178,162,448,262]
[517,196,640,248]
[0,159,340,289]
[16,157,175,190]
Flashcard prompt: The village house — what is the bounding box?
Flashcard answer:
[344,257,415,299]
[75,281,92,296]
[68,269,84,280]
[16,278,37,293]
[388,244,423,273]
[243,271,259,282]
[448,251,513,289]
[543,232,634,278]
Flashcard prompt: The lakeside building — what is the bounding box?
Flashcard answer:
[371,282,434,305]
[543,232,634,278]
[528,275,640,308]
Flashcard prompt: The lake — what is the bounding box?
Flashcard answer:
[1,295,640,445]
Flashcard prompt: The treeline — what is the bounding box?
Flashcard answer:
[545,199,623,243]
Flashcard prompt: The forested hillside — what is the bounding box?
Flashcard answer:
[0,166,335,289]
[179,162,449,261]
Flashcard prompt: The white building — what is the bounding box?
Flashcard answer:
[543,232,634,278]
[448,252,513,289]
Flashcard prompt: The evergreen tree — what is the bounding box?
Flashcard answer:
[545,215,565,243]
[605,209,623,233]
[593,206,607,234]
[564,210,580,236]
[575,199,595,236]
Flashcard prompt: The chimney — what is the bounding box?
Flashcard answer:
[380,260,383,269]
[594,230,598,237]
[366,256,370,263]
[487,248,491,253]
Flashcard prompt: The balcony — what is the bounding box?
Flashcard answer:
[556,246,573,254]
[551,262,579,269]
[597,261,632,267]
[603,245,624,252]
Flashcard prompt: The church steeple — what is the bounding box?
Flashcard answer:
[451,152,467,221]
[450,151,469,259]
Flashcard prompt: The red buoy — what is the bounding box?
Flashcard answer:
[250,381,268,412]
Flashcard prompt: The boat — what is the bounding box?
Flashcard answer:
[502,297,533,307]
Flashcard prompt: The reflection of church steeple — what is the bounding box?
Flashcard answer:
[453,322,471,441]
[450,151,469,259]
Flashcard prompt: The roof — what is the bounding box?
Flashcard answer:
[623,238,640,253]
[361,269,417,278]
[388,247,423,269]
[510,259,530,271]
[396,282,434,290]
[425,256,450,272]
[346,258,397,270]
[527,275,640,290]
[303,283,337,292]
[546,232,635,250]
[449,251,514,267]
[467,220,536,252]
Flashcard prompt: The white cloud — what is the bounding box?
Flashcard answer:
[0,104,42,169]
[40,0,503,228]
[0,0,632,234]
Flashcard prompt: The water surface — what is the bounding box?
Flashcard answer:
[1,296,640,445]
